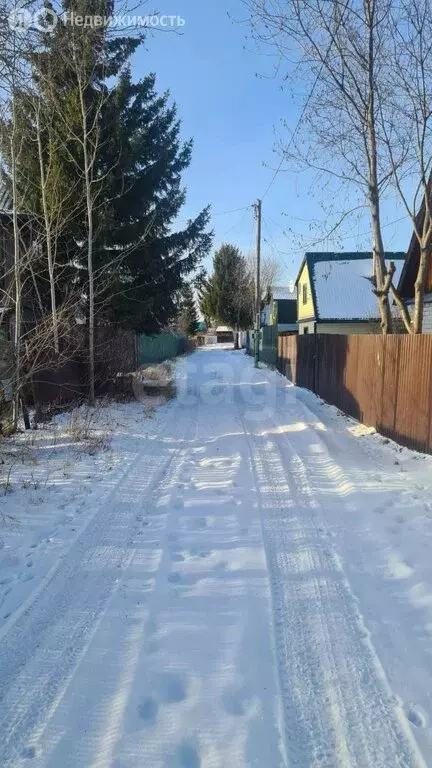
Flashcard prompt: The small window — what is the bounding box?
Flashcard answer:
[302,283,308,305]
[303,327,309,335]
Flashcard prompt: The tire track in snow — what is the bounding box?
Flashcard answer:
[290,394,432,757]
[239,391,427,768]
[0,391,196,766]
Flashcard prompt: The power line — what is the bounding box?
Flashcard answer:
[262,216,300,274]
[261,81,319,202]
[212,204,252,217]
[261,213,409,274]
[219,207,253,239]
[260,0,352,202]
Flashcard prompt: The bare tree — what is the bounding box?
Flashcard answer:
[379,0,432,333]
[245,0,405,333]
[42,27,115,405]
[247,252,281,301]
[0,21,34,426]
[32,97,79,355]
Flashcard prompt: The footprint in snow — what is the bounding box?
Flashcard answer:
[168,572,182,584]
[222,688,249,716]
[21,746,37,759]
[137,697,158,724]
[170,742,201,768]
[171,552,185,563]
[144,639,160,655]
[370,474,383,483]
[159,673,187,703]
[405,704,427,728]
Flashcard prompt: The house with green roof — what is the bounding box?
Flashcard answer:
[295,252,406,335]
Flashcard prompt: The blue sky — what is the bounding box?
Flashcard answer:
[131,0,413,284]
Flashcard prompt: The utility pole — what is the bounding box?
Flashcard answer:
[254,198,262,368]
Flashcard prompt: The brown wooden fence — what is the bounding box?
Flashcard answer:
[277,332,432,453]
[32,328,137,405]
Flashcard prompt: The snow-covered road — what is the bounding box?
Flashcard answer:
[1,347,432,767]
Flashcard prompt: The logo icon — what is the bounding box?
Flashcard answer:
[33,7,58,32]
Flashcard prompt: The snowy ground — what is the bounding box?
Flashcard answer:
[1,347,432,767]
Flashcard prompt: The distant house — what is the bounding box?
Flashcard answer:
[199,326,234,345]
[398,212,432,333]
[215,326,234,344]
[261,285,297,333]
[296,252,406,335]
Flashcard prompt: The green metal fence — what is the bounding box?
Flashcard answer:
[260,325,277,367]
[243,326,278,366]
[136,332,188,366]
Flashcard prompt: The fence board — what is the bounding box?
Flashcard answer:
[277,332,432,454]
[136,332,188,366]
[394,335,432,452]
[379,337,399,438]
[277,333,297,382]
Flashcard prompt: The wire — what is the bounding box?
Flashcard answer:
[212,205,252,217]
[261,81,320,201]
[219,207,253,239]
[261,213,409,277]
[262,216,300,274]
[260,0,352,202]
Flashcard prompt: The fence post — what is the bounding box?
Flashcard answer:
[426,338,432,453]
[313,335,318,395]
[134,332,138,369]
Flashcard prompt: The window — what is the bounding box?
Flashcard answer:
[303,327,309,335]
[302,283,308,305]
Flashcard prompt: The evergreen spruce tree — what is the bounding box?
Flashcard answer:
[199,243,253,348]
[178,283,198,336]
[4,0,212,333]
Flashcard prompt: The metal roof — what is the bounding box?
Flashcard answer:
[296,252,406,322]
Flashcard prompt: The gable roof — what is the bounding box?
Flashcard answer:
[296,252,406,322]
[272,284,297,301]
[398,231,419,300]
[398,179,432,299]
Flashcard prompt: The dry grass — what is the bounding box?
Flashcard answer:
[133,361,175,403]
[67,401,112,453]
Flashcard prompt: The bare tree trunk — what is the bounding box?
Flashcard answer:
[87,200,95,405]
[370,186,393,333]
[413,202,432,334]
[390,285,413,333]
[35,107,59,353]
[233,327,239,349]
[413,247,429,334]
[365,0,393,334]
[77,76,96,405]
[11,106,21,428]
